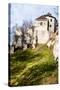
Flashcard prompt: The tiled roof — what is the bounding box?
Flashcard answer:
[36,13,57,21]
[36,16,47,20]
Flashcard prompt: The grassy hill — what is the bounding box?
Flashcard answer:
[9,44,58,86]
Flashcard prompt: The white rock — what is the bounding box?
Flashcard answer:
[53,35,59,60]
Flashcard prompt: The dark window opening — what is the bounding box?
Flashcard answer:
[40,22,43,25]
[47,20,49,31]
[50,19,52,22]
[50,25,52,27]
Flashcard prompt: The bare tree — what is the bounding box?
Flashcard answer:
[21,20,33,49]
[11,20,33,51]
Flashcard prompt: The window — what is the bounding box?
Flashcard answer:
[50,19,52,22]
[40,22,43,25]
[50,25,52,27]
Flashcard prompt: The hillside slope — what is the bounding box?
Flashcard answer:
[9,44,58,86]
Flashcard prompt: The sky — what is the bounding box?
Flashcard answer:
[10,4,58,28]
[9,4,58,45]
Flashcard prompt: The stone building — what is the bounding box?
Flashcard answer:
[10,13,58,52]
[32,13,58,48]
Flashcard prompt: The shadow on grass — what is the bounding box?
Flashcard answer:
[14,49,43,61]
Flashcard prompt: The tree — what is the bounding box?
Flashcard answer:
[11,20,33,51]
[21,20,33,49]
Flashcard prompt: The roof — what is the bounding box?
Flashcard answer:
[36,16,47,20]
[36,13,57,21]
[44,13,57,20]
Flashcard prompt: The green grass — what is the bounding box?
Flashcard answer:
[9,44,58,86]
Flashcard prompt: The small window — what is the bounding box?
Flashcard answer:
[40,22,43,25]
[50,19,52,22]
[50,25,52,27]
